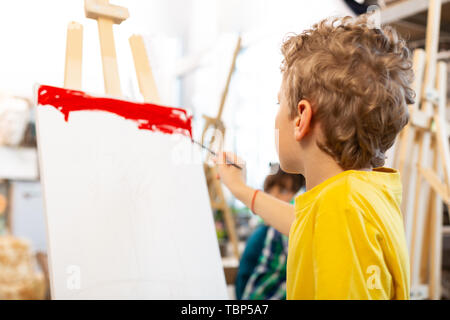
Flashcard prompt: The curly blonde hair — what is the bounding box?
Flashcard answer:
[281,14,415,170]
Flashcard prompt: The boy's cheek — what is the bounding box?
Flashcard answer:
[274,109,281,130]
[277,127,303,174]
[274,112,282,154]
[276,130,289,166]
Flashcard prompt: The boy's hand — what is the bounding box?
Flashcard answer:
[214,151,295,236]
[214,151,247,196]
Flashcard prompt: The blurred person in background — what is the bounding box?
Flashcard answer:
[235,166,305,300]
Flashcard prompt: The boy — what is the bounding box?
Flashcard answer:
[216,14,414,300]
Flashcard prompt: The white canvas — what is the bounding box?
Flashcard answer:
[35,88,227,299]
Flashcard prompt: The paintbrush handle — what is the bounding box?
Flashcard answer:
[225,159,243,170]
[192,140,243,170]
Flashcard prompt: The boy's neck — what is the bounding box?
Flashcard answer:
[303,153,373,191]
[303,163,344,191]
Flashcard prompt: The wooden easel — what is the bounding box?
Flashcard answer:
[392,0,448,300]
[202,36,242,260]
[65,0,159,104]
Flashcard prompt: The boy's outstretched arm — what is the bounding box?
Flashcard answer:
[215,152,295,236]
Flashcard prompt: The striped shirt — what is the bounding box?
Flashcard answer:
[241,226,289,300]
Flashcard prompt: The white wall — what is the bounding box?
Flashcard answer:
[0,0,184,102]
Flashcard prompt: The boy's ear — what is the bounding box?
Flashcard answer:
[294,99,312,142]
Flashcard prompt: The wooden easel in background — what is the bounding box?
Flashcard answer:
[393,0,449,300]
[202,36,242,260]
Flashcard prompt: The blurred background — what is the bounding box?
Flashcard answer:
[0,0,449,299]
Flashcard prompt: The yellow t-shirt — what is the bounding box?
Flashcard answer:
[287,168,410,300]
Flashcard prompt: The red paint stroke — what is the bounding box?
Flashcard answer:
[37,85,192,138]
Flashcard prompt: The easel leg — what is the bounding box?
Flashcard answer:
[97,17,122,96]
[208,165,240,259]
[428,149,443,300]
[129,35,161,103]
[64,22,83,90]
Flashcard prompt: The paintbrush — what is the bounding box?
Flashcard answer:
[191,140,243,170]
